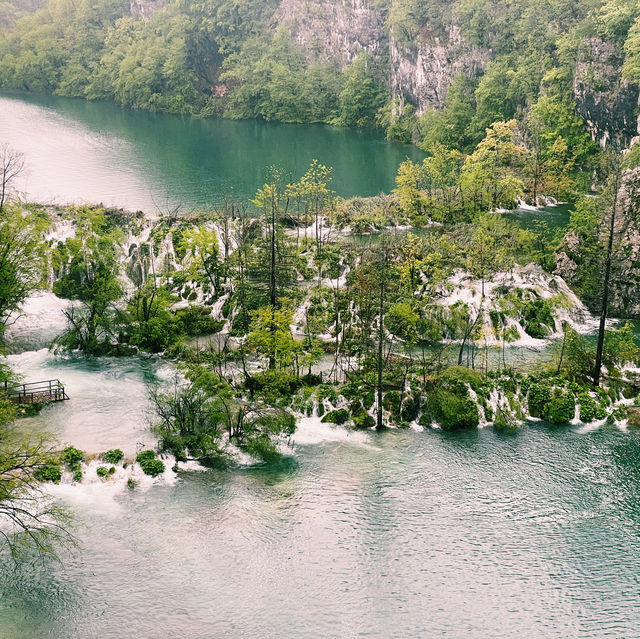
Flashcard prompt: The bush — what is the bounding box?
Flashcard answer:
[244,433,280,463]
[103,448,124,464]
[35,461,62,483]
[493,408,518,433]
[438,366,485,394]
[427,389,479,431]
[353,413,375,429]
[73,469,83,482]
[400,394,420,422]
[383,391,401,416]
[321,409,350,425]
[545,394,575,425]
[528,383,551,418]
[96,466,110,478]
[62,446,84,467]
[136,449,166,477]
[577,392,596,422]
[175,306,224,337]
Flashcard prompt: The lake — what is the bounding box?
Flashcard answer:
[0,92,424,212]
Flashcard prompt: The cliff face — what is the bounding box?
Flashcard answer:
[389,26,490,113]
[277,0,489,113]
[555,166,640,318]
[276,0,385,68]
[573,38,640,149]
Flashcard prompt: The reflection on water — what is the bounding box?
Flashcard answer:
[0,92,423,211]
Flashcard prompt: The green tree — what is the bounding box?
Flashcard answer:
[0,203,46,343]
[54,207,124,354]
[336,51,386,128]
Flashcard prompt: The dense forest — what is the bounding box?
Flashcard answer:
[1,0,640,154]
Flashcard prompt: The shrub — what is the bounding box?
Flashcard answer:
[244,433,280,462]
[493,408,518,433]
[35,461,62,483]
[528,383,551,418]
[136,450,165,476]
[103,449,124,464]
[400,394,420,422]
[321,409,350,425]
[383,391,401,416]
[577,392,596,422]
[73,469,83,482]
[353,413,375,429]
[427,389,479,431]
[96,466,110,477]
[545,394,575,425]
[438,366,485,394]
[62,446,84,467]
[139,459,165,477]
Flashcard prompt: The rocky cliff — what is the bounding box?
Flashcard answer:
[572,38,640,149]
[555,166,640,317]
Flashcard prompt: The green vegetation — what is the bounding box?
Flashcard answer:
[135,450,165,477]
[102,448,123,464]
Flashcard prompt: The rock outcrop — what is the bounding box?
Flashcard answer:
[389,26,490,113]
[555,166,640,317]
[572,37,640,149]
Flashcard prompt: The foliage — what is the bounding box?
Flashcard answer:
[427,388,479,431]
[102,448,123,464]
[0,202,47,343]
[321,408,350,425]
[135,450,165,477]
[577,392,597,422]
[545,393,575,424]
[528,382,551,418]
[54,206,124,354]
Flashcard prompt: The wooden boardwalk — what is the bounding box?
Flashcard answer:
[3,379,69,404]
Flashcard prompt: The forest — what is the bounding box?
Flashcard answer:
[0,0,639,153]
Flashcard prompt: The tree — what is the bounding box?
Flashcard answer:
[54,207,124,354]
[0,143,25,212]
[394,159,428,223]
[0,203,46,342]
[336,51,386,128]
[461,120,526,215]
[0,400,73,562]
[593,152,623,386]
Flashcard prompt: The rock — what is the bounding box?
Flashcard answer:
[626,406,640,427]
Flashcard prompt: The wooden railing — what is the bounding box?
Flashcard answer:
[2,379,69,404]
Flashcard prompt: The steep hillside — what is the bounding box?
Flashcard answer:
[1,0,640,152]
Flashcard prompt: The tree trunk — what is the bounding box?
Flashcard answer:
[376,277,385,430]
[593,166,622,386]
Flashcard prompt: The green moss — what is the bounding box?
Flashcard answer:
[427,389,479,431]
[545,394,575,425]
[321,408,350,425]
[102,448,123,464]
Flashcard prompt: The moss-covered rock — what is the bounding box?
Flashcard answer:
[545,394,575,425]
[427,389,479,431]
[321,408,350,425]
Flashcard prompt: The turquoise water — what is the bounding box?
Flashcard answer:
[2,361,640,639]
[0,92,424,211]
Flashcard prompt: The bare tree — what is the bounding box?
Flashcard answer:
[0,143,25,212]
